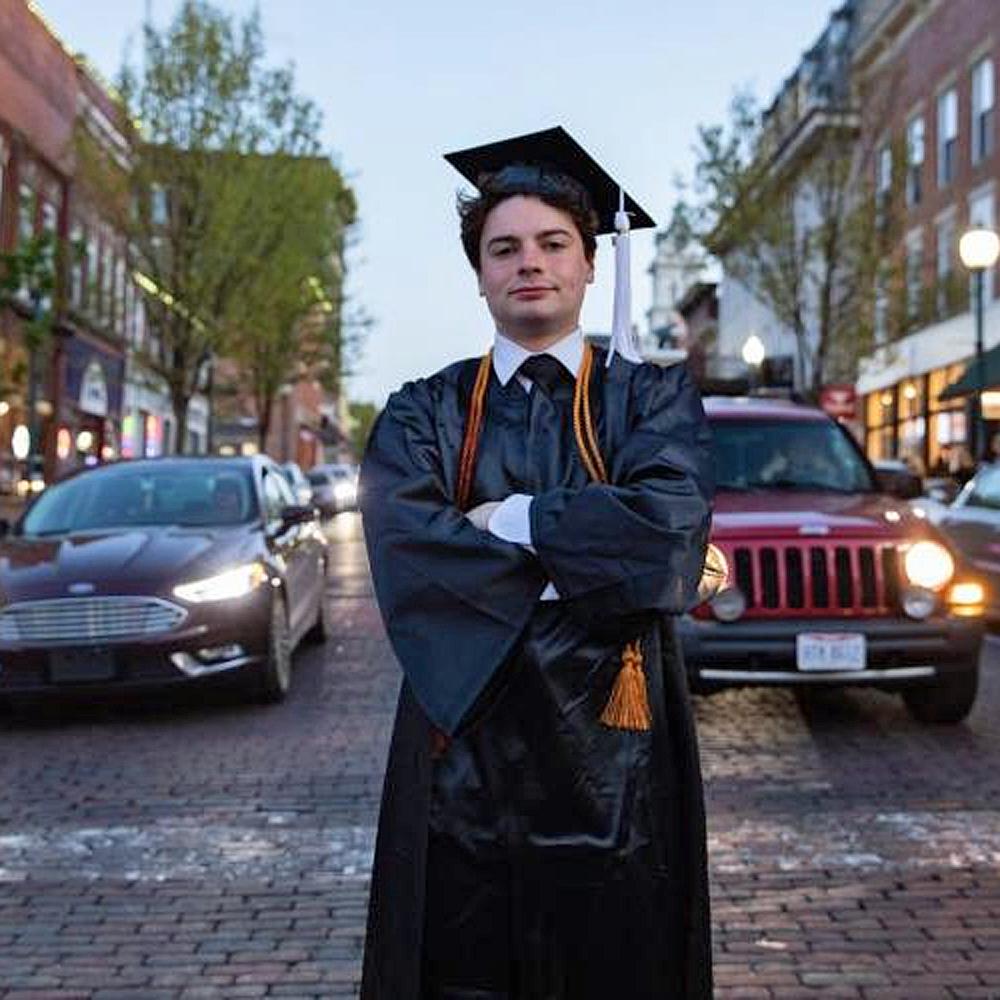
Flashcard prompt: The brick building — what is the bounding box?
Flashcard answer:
[0,0,139,495]
[855,0,999,473]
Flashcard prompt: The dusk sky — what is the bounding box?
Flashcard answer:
[37,0,838,405]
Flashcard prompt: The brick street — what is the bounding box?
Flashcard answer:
[1,513,999,998]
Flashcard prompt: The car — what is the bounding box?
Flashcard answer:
[307,464,359,515]
[0,456,330,704]
[279,461,314,507]
[937,462,1000,629]
[680,396,985,724]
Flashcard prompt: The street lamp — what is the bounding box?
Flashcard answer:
[742,334,766,392]
[959,227,1000,460]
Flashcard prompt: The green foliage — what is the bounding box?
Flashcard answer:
[348,400,379,458]
[78,0,357,453]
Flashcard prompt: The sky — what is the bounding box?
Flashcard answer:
[36,0,838,406]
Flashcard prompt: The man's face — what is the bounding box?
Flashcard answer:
[477,195,594,345]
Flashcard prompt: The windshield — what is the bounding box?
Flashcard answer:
[710,418,875,493]
[20,463,259,536]
[964,464,1000,509]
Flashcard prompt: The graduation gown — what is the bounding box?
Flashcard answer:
[359,350,714,999]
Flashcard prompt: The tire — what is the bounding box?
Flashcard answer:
[902,663,979,724]
[304,573,330,645]
[254,594,293,703]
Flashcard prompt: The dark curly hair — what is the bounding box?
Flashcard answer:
[457,165,599,273]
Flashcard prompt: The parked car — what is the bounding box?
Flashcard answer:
[938,463,1000,629]
[681,396,985,724]
[307,464,359,515]
[279,461,314,507]
[0,456,329,704]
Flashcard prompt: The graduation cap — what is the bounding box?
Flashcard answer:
[444,126,655,365]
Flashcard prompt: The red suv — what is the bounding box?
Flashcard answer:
[681,396,985,724]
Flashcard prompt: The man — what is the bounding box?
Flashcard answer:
[360,128,714,999]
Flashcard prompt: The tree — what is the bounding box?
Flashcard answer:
[348,400,379,459]
[679,84,892,398]
[79,0,355,452]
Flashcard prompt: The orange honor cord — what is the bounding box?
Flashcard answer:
[457,344,650,731]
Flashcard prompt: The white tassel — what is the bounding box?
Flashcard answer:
[607,187,642,367]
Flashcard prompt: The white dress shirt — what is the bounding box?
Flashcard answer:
[484,328,585,601]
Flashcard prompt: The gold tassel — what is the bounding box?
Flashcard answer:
[600,640,651,731]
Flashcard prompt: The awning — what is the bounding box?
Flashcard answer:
[939,343,1000,400]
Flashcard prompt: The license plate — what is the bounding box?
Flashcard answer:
[49,649,116,683]
[796,633,866,672]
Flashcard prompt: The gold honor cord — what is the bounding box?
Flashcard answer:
[456,344,651,732]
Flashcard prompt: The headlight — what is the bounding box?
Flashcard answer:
[173,561,268,603]
[333,481,356,502]
[903,540,955,591]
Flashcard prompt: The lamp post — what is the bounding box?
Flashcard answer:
[959,227,1000,461]
[742,334,766,393]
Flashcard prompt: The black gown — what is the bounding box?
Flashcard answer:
[359,349,715,999]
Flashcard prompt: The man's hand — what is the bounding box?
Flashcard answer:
[465,500,501,531]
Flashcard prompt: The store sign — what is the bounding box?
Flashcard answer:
[80,361,109,417]
[820,384,856,419]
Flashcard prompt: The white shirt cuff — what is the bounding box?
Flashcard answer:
[487,493,534,545]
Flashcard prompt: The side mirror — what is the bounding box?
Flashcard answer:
[280,503,318,527]
[875,468,922,500]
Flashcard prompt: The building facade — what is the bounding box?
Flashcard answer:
[714,1,860,395]
[855,0,999,475]
[0,0,202,505]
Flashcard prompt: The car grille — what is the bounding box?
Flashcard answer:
[0,596,187,645]
[726,541,901,618]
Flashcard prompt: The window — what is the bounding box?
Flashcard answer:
[874,267,889,345]
[905,229,924,324]
[938,88,958,186]
[876,144,892,224]
[69,221,85,307]
[18,183,36,244]
[972,57,995,164]
[936,212,957,317]
[906,115,925,206]
[0,135,7,231]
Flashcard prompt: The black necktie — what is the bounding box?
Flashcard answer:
[519,354,573,397]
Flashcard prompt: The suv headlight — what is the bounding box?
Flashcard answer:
[903,541,955,591]
[174,561,267,603]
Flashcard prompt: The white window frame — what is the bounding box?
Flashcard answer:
[972,56,995,164]
[968,183,996,302]
[906,115,925,206]
[938,88,959,187]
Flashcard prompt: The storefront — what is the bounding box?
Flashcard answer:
[863,362,970,474]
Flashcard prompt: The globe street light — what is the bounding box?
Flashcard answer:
[959,227,1000,460]
[742,334,766,392]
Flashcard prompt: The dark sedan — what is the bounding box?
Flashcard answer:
[939,463,1000,628]
[0,456,329,703]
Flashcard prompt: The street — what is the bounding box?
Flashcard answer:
[1,515,999,999]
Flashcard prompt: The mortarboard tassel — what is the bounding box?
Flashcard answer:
[607,188,643,367]
[599,639,652,731]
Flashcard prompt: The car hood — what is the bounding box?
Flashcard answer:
[712,490,925,541]
[0,526,261,604]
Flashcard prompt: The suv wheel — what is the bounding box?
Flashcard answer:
[902,661,979,724]
[254,595,293,703]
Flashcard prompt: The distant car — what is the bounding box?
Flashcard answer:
[279,462,314,507]
[307,464,359,515]
[682,396,985,724]
[0,456,329,704]
[938,463,1000,628]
